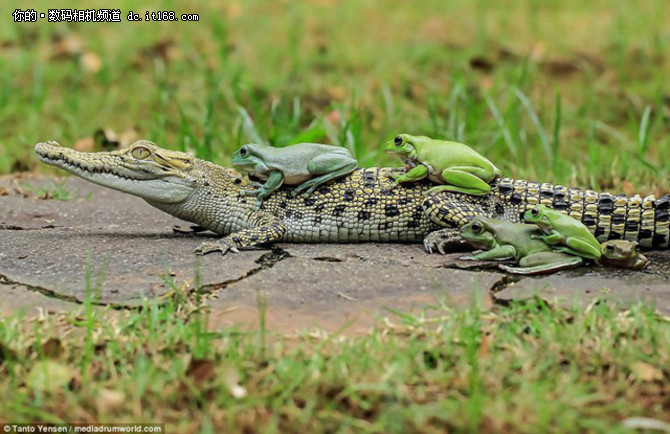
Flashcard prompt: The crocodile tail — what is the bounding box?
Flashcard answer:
[575,190,669,248]
[646,194,670,248]
[495,178,670,248]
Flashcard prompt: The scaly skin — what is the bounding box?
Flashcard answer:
[34,140,670,255]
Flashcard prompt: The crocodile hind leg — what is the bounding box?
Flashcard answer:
[421,193,492,254]
[423,228,467,254]
[194,211,287,256]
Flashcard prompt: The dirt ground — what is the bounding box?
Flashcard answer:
[2,176,669,333]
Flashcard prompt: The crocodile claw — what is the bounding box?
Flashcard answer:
[194,239,240,256]
[423,231,450,255]
[173,224,208,235]
[423,229,470,255]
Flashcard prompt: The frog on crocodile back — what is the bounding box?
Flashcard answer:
[34,140,670,256]
[385,134,501,196]
[232,142,358,209]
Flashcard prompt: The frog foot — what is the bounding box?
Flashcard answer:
[388,180,403,190]
[252,198,264,211]
[458,255,481,261]
[240,188,261,197]
[426,185,489,196]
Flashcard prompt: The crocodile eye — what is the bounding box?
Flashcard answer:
[239,146,248,157]
[131,146,151,160]
[471,222,483,234]
[394,135,403,147]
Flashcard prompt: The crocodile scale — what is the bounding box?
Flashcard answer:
[35,141,670,252]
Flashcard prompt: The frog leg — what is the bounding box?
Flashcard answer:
[553,237,602,260]
[240,170,284,210]
[531,230,563,245]
[293,155,358,197]
[500,252,583,275]
[597,257,648,270]
[390,165,429,188]
[427,167,494,196]
[633,256,649,270]
[460,245,516,261]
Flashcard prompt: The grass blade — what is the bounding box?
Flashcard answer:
[514,87,552,164]
[552,92,562,175]
[637,105,652,155]
[237,106,268,146]
[485,94,518,160]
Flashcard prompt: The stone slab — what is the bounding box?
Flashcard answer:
[2,176,670,329]
[0,283,77,316]
[494,265,670,314]
[0,177,268,305]
[207,256,503,333]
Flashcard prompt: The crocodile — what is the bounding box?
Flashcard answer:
[34,140,670,254]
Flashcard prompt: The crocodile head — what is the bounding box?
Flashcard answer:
[35,140,197,203]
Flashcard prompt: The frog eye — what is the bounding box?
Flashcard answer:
[394,135,403,147]
[239,146,248,157]
[605,244,614,252]
[530,207,540,217]
[471,221,483,234]
[131,146,151,160]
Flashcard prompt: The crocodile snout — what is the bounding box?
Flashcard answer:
[34,141,64,158]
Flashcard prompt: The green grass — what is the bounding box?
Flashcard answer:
[16,179,74,201]
[1,0,670,193]
[1,294,668,432]
[2,1,670,431]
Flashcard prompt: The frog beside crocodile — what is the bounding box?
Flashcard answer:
[523,204,602,260]
[34,140,670,258]
[598,240,649,270]
[232,143,357,208]
[459,216,584,275]
[385,134,501,196]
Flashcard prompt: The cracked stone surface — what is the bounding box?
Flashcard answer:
[2,176,670,330]
[494,252,670,314]
[207,254,501,333]
[0,176,268,305]
[0,283,75,316]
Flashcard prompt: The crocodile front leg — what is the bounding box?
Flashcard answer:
[194,211,287,256]
[421,193,492,254]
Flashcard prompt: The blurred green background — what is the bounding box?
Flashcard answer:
[1,0,669,193]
